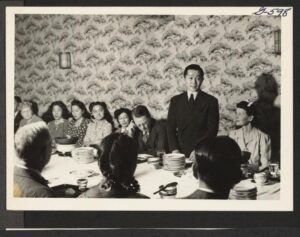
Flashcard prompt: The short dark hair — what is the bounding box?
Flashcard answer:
[132,105,151,118]
[14,121,51,170]
[193,136,242,197]
[114,108,132,122]
[42,101,70,123]
[98,133,139,193]
[15,96,22,103]
[236,101,254,116]
[71,99,90,119]
[183,64,204,78]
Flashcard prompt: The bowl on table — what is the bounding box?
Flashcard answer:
[55,137,78,155]
[162,153,186,172]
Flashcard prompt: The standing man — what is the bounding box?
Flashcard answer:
[167,64,219,157]
[132,105,168,156]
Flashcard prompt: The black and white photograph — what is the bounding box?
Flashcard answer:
[6,7,293,211]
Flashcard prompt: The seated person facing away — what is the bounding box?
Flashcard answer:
[114,107,136,137]
[65,99,90,146]
[14,122,55,198]
[83,102,114,147]
[185,136,242,199]
[229,101,271,172]
[132,105,168,156]
[14,96,23,132]
[43,101,70,140]
[19,101,43,128]
[79,133,149,198]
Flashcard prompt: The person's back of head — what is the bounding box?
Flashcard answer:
[14,121,52,171]
[193,136,242,197]
[98,133,139,193]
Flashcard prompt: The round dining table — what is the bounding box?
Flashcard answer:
[42,154,280,200]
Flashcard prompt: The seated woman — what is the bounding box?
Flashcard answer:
[65,99,90,146]
[185,136,242,199]
[79,133,149,198]
[44,101,70,140]
[19,101,43,128]
[114,108,136,137]
[229,101,271,172]
[83,102,114,146]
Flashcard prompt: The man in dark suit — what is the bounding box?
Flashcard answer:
[14,122,55,197]
[14,96,23,132]
[132,105,168,156]
[167,64,219,157]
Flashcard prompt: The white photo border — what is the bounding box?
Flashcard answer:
[6,6,293,211]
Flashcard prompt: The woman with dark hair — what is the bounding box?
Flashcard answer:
[79,133,149,198]
[45,101,70,140]
[19,101,43,128]
[83,102,114,146]
[114,108,136,137]
[65,99,90,146]
[186,136,242,199]
[229,101,271,172]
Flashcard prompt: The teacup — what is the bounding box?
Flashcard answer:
[254,172,268,185]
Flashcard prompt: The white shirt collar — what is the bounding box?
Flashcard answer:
[187,91,198,100]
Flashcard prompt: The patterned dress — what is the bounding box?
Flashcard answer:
[65,118,90,146]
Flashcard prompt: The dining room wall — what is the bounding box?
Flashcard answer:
[14,14,281,134]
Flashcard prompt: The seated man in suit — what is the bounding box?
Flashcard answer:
[167,64,219,158]
[14,96,23,132]
[14,121,55,198]
[132,105,168,156]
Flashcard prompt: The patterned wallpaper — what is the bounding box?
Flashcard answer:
[15,14,281,134]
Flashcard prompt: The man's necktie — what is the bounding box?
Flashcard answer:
[143,131,149,143]
[189,94,195,108]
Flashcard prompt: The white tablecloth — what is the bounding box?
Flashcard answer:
[42,154,280,199]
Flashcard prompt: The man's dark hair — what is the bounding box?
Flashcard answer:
[132,105,151,118]
[193,136,242,197]
[14,122,51,171]
[183,64,204,78]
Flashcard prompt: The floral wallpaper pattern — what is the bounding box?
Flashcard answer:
[15,14,281,134]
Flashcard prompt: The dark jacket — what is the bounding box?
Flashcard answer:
[14,111,23,132]
[184,189,227,199]
[14,166,55,198]
[78,184,149,199]
[167,91,219,157]
[136,118,168,156]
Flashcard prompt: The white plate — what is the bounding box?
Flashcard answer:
[69,169,95,178]
[138,154,153,160]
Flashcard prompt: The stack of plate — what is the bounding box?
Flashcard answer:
[162,153,186,172]
[229,180,257,200]
[71,147,94,164]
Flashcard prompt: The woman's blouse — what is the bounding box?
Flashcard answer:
[65,118,90,146]
[48,119,68,139]
[229,126,271,170]
[83,119,113,146]
[19,115,43,128]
